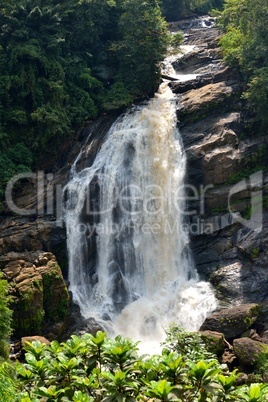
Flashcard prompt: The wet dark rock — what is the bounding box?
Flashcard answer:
[170,74,212,94]
[169,65,231,94]
[67,316,104,339]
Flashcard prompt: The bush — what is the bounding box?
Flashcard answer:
[0,362,17,401]
[219,0,268,134]
[10,327,268,401]
[0,274,12,359]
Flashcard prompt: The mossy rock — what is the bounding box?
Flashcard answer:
[199,330,226,356]
[233,338,268,367]
[10,279,44,337]
[3,252,70,338]
[200,304,261,340]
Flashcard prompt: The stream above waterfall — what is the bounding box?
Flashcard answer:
[64,21,217,349]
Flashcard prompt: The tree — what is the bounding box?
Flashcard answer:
[0,0,171,198]
[108,0,169,102]
[161,0,224,21]
[220,0,268,133]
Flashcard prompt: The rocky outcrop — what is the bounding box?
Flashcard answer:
[177,82,235,123]
[168,20,268,309]
[199,303,268,372]
[200,304,260,339]
[1,252,70,339]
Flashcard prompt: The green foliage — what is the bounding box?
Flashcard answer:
[102,82,134,111]
[0,274,12,359]
[12,286,44,337]
[0,0,169,198]
[42,271,69,323]
[243,68,268,129]
[255,350,268,378]
[219,0,268,133]
[162,323,216,361]
[0,144,33,198]
[0,361,17,401]
[161,0,224,21]
[110,0,169,98]
[234,383,268,402]
[4,327,268,401]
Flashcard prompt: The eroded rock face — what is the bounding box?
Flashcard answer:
[1,252,70,339]
[200,304,260,339]
[177,82,235,123]
[169,19,268,309]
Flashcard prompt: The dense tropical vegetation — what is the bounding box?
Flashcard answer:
[219,0,268,134]
[162,0,223,22]
[0,0,227,200]
[0,0,171,198]
[1,327,268,401]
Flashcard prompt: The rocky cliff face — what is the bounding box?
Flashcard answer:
[0,251,69,339]
[169,19,268,307]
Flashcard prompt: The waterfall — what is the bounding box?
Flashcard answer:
[64,82,216,347]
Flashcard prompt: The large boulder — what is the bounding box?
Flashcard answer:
[21,336,51,347]
[210,259,268,306]
[210,262,244,304]
[233,338,268,367]
[200,304,260,339]
[176,82,235,123]
[0,217,67,276]
[1,252,70,339]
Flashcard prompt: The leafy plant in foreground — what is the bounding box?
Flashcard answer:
[9,328,268,401]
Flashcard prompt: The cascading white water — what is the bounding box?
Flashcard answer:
[65,81,216,348]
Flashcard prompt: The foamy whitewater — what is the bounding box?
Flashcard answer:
[64,55,217,352]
